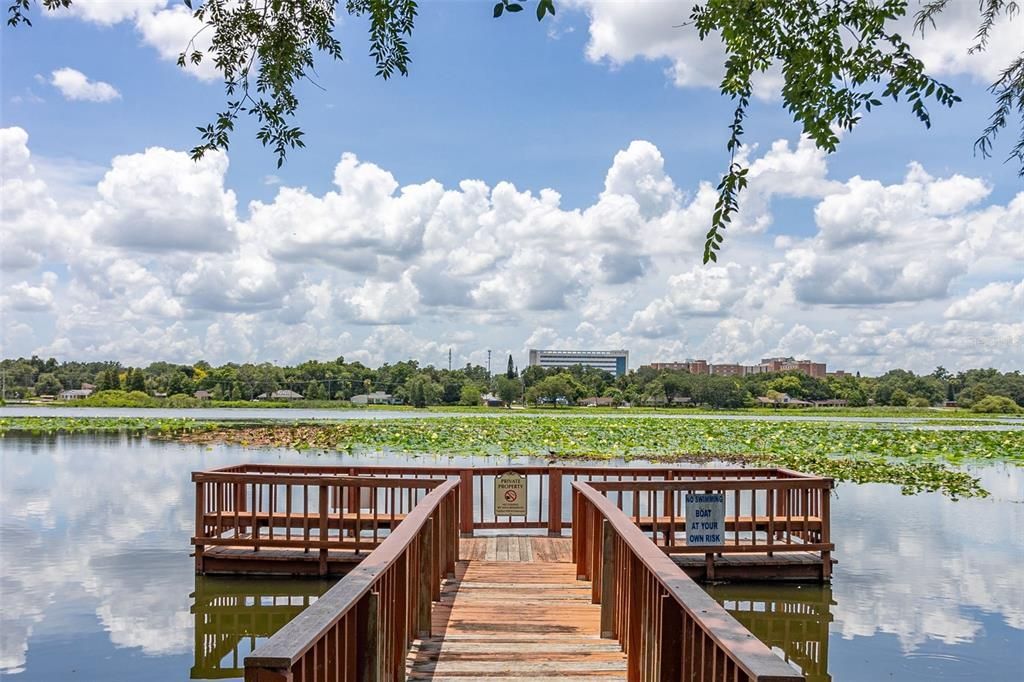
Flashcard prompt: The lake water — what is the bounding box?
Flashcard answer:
[1,433,1022,680]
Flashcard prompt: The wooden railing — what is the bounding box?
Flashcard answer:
[202,464,820,538]
[584,475,834,579]
[243,478,460,682]
[192,470,446,574]
[572,480,804,682]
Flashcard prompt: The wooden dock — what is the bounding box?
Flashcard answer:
[219,468,821,682]
[409,537,626,680]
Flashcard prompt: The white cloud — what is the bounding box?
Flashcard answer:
[784,164,1017,305]
[49,67,120,102]
[89,147,237,252]
[2,126,1022,373]
[47,1,216,80]
[945,280,1024,321]
[567,1,1022,97]
[2,273,57,312]
[628,264,750,338]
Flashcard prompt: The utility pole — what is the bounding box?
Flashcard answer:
[487,350,492,378]
[448,348,452,372]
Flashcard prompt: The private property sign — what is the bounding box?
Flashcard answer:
[494,471,527,516]
[685,493,725,546]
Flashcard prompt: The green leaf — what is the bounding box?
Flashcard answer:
[506,3,523,12]
[493,2,503,17]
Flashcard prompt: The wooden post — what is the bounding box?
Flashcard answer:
[418,523,433,636]
[626,556,642,682]
[318,485,329,576]
[430,516,441,602]
[194,481,205,573]
[600,520,616,638]
[658,595,681,682]
[357,592,380,682]
[821,484,832,581]
[548,467,563,536]
[459,469,474,537]
[576,496,589,580]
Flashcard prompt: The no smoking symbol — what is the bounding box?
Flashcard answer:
[504,490,518,503]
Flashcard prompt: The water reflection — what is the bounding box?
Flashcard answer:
[707,584,834,682]
[1,434,1022,680]
[190,577,332,679]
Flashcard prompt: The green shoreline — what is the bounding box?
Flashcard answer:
[5,399,1023,420]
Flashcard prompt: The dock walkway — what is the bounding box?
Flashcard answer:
[409,537,625,680]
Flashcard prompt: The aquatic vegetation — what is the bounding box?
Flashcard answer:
[3,415,1016,498]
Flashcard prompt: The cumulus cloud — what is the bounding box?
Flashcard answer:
[2,125,1022,373]
[89,147,237,252]
[49,67,121,102]
[628,264,750,338]
[944,280,1024,321]
[567,1,1021,96]
[2,273,57,312]
[784,164,1017,305]
[47,0,216,80]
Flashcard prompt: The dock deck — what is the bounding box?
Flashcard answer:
[410,538,626,680]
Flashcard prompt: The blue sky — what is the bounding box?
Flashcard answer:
[1,1,1022,374]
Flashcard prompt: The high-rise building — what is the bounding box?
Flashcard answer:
[528,349,629,377]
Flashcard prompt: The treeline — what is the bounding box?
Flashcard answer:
[1,356,1022,410]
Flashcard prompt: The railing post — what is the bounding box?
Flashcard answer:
[357,591,380,682]
[575,495,589,580]
[418,520,433,636]
[194,480,205,573]
[600,519,616,638]
[657,594,681,682]
[318,485,329,576]
[548,468,563,536]
[821,483,832,581]
[459,469,474,537]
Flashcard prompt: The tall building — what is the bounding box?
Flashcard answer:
[528,349,629,377]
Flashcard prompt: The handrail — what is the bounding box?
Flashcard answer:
[196,463,826,538]
[572,480,803,681]
[244,478,459,680]
[584,477,833,578]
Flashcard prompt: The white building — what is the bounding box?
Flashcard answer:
[58,389,93,400]
[350,391,402,405]
[528,349,629,377]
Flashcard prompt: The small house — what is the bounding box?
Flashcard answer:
[350,391,401,405]
[58,388,93,400]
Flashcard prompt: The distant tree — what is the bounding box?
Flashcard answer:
[528,374,578,407]
[766,375,804,398]
[971,395,1023,414]
[405,375,442,408]
[506,354,515,380]
[126,368,147,392]
[96,367,121,391]
[459,383,483,406]
[306,381,327,400]
[34,373,62,396]
[230,385,243,401]
[890,388,910,406]
[493,376,519,406]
